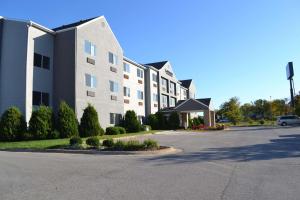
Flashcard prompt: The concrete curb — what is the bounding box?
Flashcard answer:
[0,146,182,156]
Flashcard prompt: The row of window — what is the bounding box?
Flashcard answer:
[34,53,50,69]
[161,94,176,108]
[123,87,144,100]
[123,63,144,79]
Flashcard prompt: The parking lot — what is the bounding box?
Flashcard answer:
[1,126,300,200]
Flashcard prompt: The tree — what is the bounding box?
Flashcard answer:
[240,103,254,120]
[123,110,141,133]
[219,97,242,125]
[0,107,27,141]
[79,104,103,137]
[169,112,180,130]
[57,101,79,138]
[29,106,54,139]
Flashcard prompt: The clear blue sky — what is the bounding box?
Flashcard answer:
[1,0,300,108]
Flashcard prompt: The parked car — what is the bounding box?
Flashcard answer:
[277,115,300,126]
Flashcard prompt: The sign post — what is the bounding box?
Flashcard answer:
[286,62,295,111]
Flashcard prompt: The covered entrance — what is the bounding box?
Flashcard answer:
[163,98,215,129]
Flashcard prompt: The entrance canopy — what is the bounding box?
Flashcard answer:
[161,98,215,128]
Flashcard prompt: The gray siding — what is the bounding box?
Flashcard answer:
[0,20,28,117]
[53,30,76,112]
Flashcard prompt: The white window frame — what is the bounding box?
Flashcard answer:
[137,90,144,100]
[137,68,144,78]
[123,62,130,73]
[109,80,119,92]
[123,87,130,97]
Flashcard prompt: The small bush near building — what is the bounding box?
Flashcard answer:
[48,130,60,139]
[29,106,54,140]
[147,114,159,130]
[168,112,180,130]
[123,110,141,133]
[79,104,104,137]
[0,107,27,141]
[106,127,120,135]
[143,139,159,150]
[259,119,265,125]
[69,136,83,146]
[86,136,100,148]
[102,138,114,148]
[116,126,126,134]
[156,112,168,130]
[57,101,79,138]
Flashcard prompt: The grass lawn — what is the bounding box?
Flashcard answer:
[0,130,159,150]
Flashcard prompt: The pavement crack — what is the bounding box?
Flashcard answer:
[220,164,237,200]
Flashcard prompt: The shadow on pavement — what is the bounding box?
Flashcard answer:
[142,134,300,165]
[228,126,297,132]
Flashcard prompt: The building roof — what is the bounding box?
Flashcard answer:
[143,61,168,70]
[180,79,192,89]
[52,17,97,31]
[196,98,211,107]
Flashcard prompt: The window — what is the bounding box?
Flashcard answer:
[34,53,50,69]
[85,74,97,88]
[162,95,168,108]
[137,90,144,100]
[170,82,176,95]
[161,77,168,92]
[137,68,143,78]
[110,113,122,125]
[123,87,130,97]
[123,62,130,73]
[109,52,118,65]
[152,73,158,82]
[32,91,49,106]
[153,93,158,102]
[109,81,119,92]
[85,40,96,56]
[170,97,176,107]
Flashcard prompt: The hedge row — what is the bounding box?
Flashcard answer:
[0,102,104,141]
[146,111,180,130]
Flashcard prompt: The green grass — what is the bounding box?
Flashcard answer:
[218,120,276,127]
[0,130,159,150]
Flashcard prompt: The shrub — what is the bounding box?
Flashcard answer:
[117,126,126,134]
[169,112,180,130]
[0,107,27,141]
[142,125,151,131]
[143,139,159,150]
[123,110,141,133]
[48,130,60,139]
[147,114,158,130]
[113,140,126,150]
[259,119,265,125]
[29,106,54,140]
[102,138,114,148]
[86,136,100,148]
[79,104,103,137]
[106,127,120,135]
[155,112,168,130]
[69,136,83,146]
[57,101,79,138]
[125,140,143,151]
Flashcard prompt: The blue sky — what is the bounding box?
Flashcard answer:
[1,0,300,108]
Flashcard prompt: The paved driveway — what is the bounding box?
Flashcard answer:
[1,126,300,200]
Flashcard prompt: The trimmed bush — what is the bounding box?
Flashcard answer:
[0,107,27,141]
[69,136,83,146]
[117,126,126,134]
[48,130,60,139]
[155,112,168,130]
[57,101,78,138]
[259,119,265,125]
[147,114,158,130]
[143,139,159,150]
[86,136,100,147]
[29,106,54,140]
[123,110,141,133]
[102,138,114,148]
[169,112,180,130]
[106,127,120,135]
[79,104,103,137]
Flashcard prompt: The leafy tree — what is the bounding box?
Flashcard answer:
[169,112,180,130]
[219,97,242,125]
[123,110,141,133]
[240,103,254,120]
[0,107,27,141]
[79,104,103,137]
[29,106,54,139]
[57,101,79,138]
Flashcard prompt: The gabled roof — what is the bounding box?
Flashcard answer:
[143,61,168,70]
[52,17,97,31]
[196,98,211,107]
[180,79,192,89]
